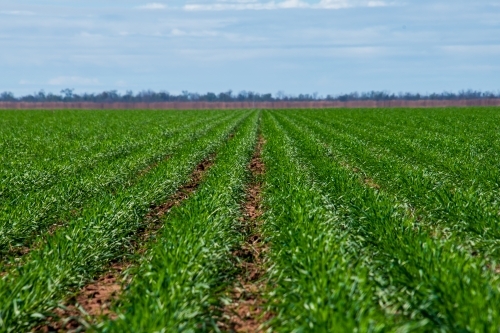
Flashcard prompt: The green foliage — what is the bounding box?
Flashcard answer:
[262,108,500,332]
[0,110,248,332]
[0,110,230,253]
[101,111,259,332]
[1,107,500,332]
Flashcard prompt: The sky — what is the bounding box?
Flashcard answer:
[1,1,499,96]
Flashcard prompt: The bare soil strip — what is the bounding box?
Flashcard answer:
[35,157,215,332]
[217,136,271,333]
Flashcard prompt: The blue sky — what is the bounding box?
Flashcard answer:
[1,1,499,96]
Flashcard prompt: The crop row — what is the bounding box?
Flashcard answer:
[261,109,500,331]
[0,111,234,255]
[101,110,260,332]
[1,108,499,332]
[288,109,500,257]
[0,110,250,331]
[0,111,210,198]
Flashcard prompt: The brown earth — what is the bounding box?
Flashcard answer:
[363,177,381,190]
[75,263,124,318]
[218,136,272,333]
[34,156,215,332]
[1,99,500,110]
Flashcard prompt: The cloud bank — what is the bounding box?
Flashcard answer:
[184,0,389,11]
[0,10,35,15]
[1,0,499,95]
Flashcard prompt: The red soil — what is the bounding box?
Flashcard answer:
[218,136,272,333]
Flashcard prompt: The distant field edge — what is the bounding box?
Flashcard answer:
[1,99,500,110]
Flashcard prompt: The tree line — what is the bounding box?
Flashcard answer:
[1,89,499,103]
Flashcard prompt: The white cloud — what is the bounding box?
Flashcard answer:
[314,0,351,9]
[0,10,35,15]
[184,1,306,10]
[48,76,100,86]
[367,1,388,6]
[313,0,390,9]
[169,28,223,37]
[184,0,389,10]
[279,0,311,9]
[137,3,167,9]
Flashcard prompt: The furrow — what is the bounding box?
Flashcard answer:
[0,112,237,265]
[99,111,260,332]
[218,135,272,333]
[38,156,216,332]
[0,112,233,256]
[0,112,249,332]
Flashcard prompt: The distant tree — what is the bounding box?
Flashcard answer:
[35,90,46,101]
[205,92,217,102]
[0,92,15,101]
[61,88,74,100]
[1,89,499,103]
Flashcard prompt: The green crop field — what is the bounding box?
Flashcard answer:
[1,107,500,332]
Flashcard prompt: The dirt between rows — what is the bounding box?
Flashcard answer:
[35,157,215,332]
[217,136,272,333]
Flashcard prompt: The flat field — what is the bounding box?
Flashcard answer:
[1,108,500,332]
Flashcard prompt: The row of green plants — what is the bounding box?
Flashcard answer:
[310,108,500,192]
[288,109,500,258]
[262,109,500,331]
[1,107,499,332]
[100,111,259,332]
[260,111,393,332]
[0,111,232,254]
[0,111,248,332]
[0,111,198,199]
